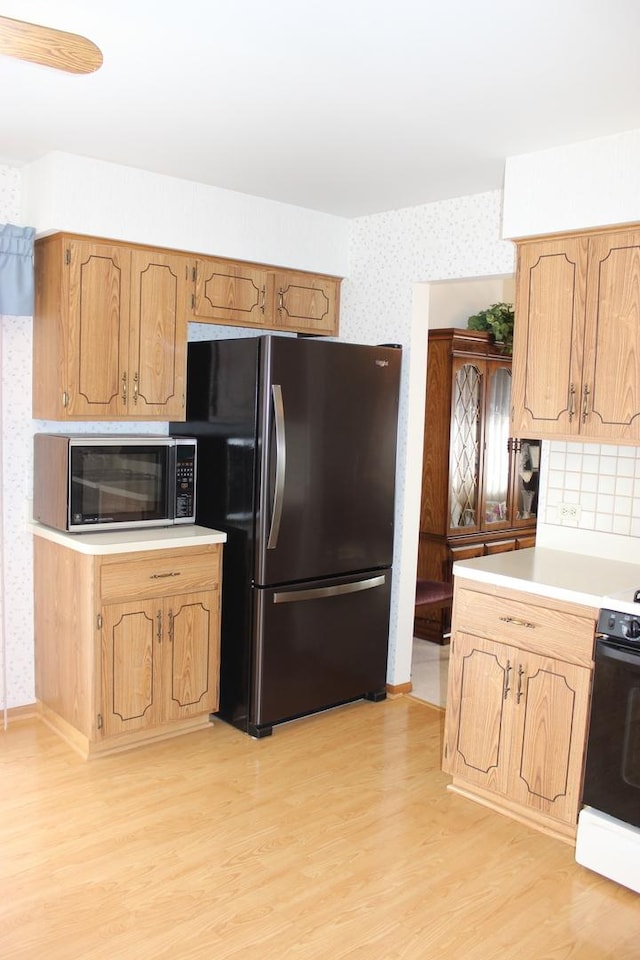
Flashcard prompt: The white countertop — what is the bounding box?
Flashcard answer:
[453,547,640,609]
[31,522,227,555]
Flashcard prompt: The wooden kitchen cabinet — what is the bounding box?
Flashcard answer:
[192,256,340,336]
[33,233,190,420]
[34,536,222,757]
[416,329,538,642]
[511,224,640,443]
[443,578,596,841]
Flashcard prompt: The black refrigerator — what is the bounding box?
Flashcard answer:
[171,335,401,737]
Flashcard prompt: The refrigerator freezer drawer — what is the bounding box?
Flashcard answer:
[251,569,392,734]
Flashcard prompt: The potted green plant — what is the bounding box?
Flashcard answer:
[467,302,514,355]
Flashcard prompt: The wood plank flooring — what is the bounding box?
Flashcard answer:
[1,698,638,960]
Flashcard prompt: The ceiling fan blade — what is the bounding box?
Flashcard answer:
[0,15,102,74]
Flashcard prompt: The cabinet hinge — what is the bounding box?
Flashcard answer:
[97,613,103,629]
[97,713,103,730]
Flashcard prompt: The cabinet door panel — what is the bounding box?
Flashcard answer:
[101,600,160,737]
[512,237,587,437]
[67,240,129,418]
[164,590,219,721]
[443,632,511,794]
[583,230,640,441]
[193,258,270,325]
[509,653,591,824]
[274,271,339,335]
[130,250,188,419]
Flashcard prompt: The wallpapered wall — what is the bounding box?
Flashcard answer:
[1,160,517,707]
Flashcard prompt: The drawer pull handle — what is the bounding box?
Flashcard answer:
[149,571,181,579]
[499,616,535,629]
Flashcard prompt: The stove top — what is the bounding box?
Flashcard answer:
[601,585,640,617]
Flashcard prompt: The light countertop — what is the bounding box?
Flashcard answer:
[453,547,640,609]
[30,522,227,555]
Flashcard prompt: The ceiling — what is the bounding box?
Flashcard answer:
[2,0,640,219]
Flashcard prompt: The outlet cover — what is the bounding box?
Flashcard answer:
[557,502,582,525]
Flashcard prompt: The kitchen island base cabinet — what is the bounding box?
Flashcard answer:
[34,538,222,759]
[443,579,596,843]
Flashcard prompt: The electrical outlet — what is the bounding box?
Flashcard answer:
[557,502,582,524]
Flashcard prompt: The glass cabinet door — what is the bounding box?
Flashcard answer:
[482,364,511,530]
[512,438,541,524]
[448,361,482,532]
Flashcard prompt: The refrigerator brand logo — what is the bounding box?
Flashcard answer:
[375,359,389,367]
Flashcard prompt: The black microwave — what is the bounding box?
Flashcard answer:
[33,434,197,533]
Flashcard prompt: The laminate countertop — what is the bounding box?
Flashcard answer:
[30,522,227,555]
[452,547,640,610]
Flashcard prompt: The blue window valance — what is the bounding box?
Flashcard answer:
[0,224,36,317]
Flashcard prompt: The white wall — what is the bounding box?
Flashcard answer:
[503,128,640,238]
[342,192,515,684]
[21,152,349,275]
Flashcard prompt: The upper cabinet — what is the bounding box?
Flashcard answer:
[511,225,640,443]
[34,234,190,421]
[192,256,340,336]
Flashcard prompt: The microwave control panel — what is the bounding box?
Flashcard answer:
[174,442,197,521]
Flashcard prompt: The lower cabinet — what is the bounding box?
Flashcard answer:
[34,536,222,758]
[443,579,596,842]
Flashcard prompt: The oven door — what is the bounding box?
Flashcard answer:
[582,637,640,828]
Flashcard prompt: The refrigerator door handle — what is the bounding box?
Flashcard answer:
[267,383,286,550]
[273,574,386,604]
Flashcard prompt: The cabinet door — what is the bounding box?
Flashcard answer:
[193,258,271,326]
[508,651,591,824]
[448,359,483,534]
[510,438,540,527]
[162,589,220,722]
[66,239,130,418]
[443,632,512,795]
[273,271,339,335]
[582,230,640,442]
[129,250,189,419]
[101,598,162,737]
[511,236,588,438]
[482,362,511,531]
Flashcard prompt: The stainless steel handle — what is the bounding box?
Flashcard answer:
[273,574,386,605]
[499,616,535,629]
[267,383,286,550]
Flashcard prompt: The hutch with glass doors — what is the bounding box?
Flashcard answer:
[416,328,539,642]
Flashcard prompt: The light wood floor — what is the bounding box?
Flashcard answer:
[1,698,638,960]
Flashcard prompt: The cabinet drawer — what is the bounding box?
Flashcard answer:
[101,550,220,602]
[454,586,596,665]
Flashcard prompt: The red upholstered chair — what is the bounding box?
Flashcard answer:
[414,578,453,644]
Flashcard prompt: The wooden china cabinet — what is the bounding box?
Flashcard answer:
[416,328,539,642]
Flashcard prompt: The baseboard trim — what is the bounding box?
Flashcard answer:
[386,681,412,698]
[0,702,39,725]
